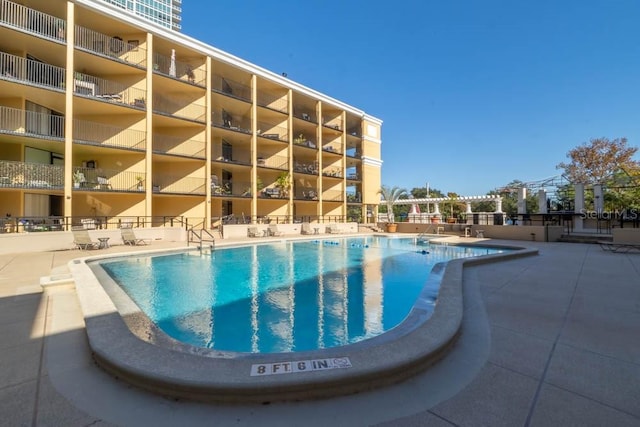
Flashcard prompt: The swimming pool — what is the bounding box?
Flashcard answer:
[99,237,505,353]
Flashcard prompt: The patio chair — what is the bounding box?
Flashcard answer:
[301,223,313,235]
[121,227,151,246]
[326,225,344,234]
[247,226,261,237]
[268,224,284,237]
[72,228,99,250]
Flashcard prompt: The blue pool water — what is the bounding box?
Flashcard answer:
[100,237,505,353]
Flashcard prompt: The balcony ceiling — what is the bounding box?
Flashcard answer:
[0,29,66,68]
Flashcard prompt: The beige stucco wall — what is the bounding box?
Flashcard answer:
[613,228,640,243]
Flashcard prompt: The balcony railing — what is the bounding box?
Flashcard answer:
[0,106,64,140]
[153,52,205,86]
[322,144,342,154]
[73,167,146,192]
[0,0,66,42]
[293,160,318,175]
[347,127,362,138]
[322,167,343,178]
[0,51,65,92]
[257,122,288,142]
[153,94,206,122]
[211,147,251,165]
[293,108,317,123]
[211,180,252,198]
[73,119,146,151]
[256,154,288,170]
[346,171,360,181]
[212,109,251,134]
[75,25,145,67]
[152,174,205,195]
[257,92,288,114]
[153,134,205,158]
[212,75,251,102]
[323,189,344,202]
[322,118,343,131]
[0,160,63,189]
[294,187,318,200]
[72,71,146,107]
[293,134,317,149]
[345,148,361,159]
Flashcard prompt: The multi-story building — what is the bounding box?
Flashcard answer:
[101,0,181,31]
[0,0,382,231]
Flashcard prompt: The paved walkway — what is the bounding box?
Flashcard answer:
[0,239,639,426]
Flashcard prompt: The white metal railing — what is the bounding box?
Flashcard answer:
[153,175,205,195]
[153,94,206,122]
[257,122,288,142]
[0,105,64,140]
[153,134,205,158]
[256,154,288,170]
[72,71,146,107]
[152,52,205,86]
[75,25,146,67]
[0,0,66,42]
[295,187,318,200]
[323,167,343,178]
[0,160,64,189]
[73,119,146,151]
[0,51,65,91]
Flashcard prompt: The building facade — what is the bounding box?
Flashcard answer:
[0,0,382,230]
[101,0,181,31]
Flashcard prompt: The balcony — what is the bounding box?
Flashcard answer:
[0,160,63,189]
[211,180,252,198]
[153,94,206,122]
[72,71,146,108]
[345,147,361,159]
[293,160,318,175]
[294,187,318,200]
[257,122,288,143]
[322,144,342,155]
[72,167,145,192]
[322,118,343,132]
[153,52,205,86]
[257,92,287,114]
[322,167,343,178]
[73,119,146,151]
[75,25,146,68]
[293,134,317,149]
[0,51,65,92]
[153,134,205,158]
[293,109,317,123]
[347,127,362,138]
[212,75,251,103]
[0,106,64,141]
[323,189,344,202]
[346,171,360,181]
[152,174,205,195]
[212,109,251,134]
[256,154,288,170]
[0,0,66,43]
[347,193,362,203]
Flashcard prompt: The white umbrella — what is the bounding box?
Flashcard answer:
[169,49,176,77]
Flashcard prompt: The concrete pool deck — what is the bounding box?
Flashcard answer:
[1,237,639,426]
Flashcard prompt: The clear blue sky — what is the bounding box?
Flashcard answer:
[181,0,640,196]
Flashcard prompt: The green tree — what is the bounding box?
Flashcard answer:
[378,185,407,223]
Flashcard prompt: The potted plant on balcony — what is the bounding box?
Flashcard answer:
[72,170,83,188]
[136,176,144,190]
[275,172,291,198]
[378,185,407,233]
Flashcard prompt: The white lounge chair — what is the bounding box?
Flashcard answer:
[72,228,99,250]
[247,226,261,237]
[301,223,313,235]
[121,228,151,245]
[268,224,284,237]
[326,225,344,234]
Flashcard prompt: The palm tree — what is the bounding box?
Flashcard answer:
[378,185,407,223]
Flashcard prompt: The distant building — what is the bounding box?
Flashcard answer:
[101,0,182,31]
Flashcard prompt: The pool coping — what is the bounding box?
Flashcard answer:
[68,239,538,403]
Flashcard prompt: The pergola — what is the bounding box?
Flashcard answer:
[391,195,503,214]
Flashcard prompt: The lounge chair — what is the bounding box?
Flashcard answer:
[326,225,344,234]
[247,226,261,237]
[301,223,313,235]
[72,228,99,250]
[599,241,640,253]
[268,224,284,237]
[121,228,151,246]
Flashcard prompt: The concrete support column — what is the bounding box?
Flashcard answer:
[517,188,527,214]
[495,197,502,213]
[574,183,585,231]
[594,184,604,215]
[433,202,440,214]
[538,189,547,214]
